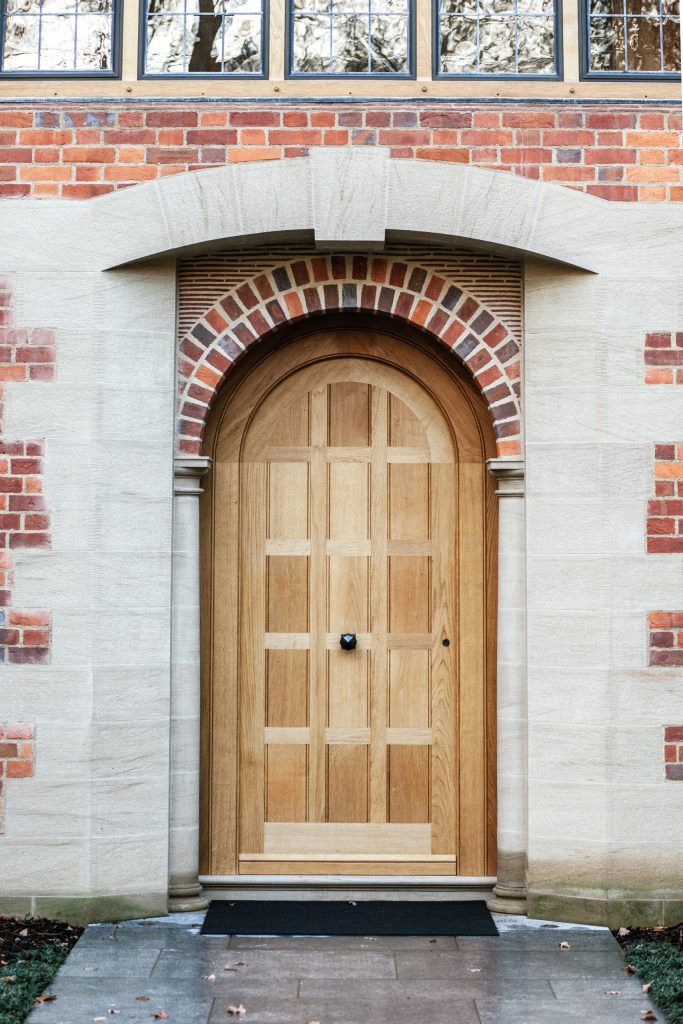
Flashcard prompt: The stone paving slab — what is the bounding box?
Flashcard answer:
[227,934,459,949]
[27,910,661,1024]
[209,995,481,1023]
[152,947,398,979]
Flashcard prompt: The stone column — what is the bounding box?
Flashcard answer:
[168,456,212,913]
[486,458,528,915]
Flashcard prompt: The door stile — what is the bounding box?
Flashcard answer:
[369,386,389,823]
[239,462,268,855]
[430,461,458,855]
[308,386,328,824]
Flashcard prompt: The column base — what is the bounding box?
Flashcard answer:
[168,882,209,913]
[487,883,528,916]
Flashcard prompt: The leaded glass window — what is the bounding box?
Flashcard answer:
[587,0,680,73]
[1,0,115,73]
[437,0,556,75]
[290,0,411,74]
[144,0,264,74]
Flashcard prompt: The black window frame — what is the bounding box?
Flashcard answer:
[433,0,563,78]
[286,0,416,79]
[0,0,122,78]
[579,0,681,79]
[140,0,268,78]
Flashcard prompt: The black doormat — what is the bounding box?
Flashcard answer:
[200,899,498,936]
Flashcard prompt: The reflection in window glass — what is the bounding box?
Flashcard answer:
[588,0,680,72]
[1,0,114,72]
[291,0,410,74]
[438,0,556,75]
[145,0,263,74]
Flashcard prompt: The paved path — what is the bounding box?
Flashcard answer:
[28,911,658,1023]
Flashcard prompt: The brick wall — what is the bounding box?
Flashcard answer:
[0,103,680,201]
[0,277,53,663]
[648,612,683,666]
[647,444,683,554]
[664,726,683,781]
[176,253,522,458]
[0,723,34,833]
[644,331,683,384]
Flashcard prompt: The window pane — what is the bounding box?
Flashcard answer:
[291,0,410,73]
[144,0,264,73]
[439,14,477,70]
[662,15,680,69]
[517,14,554,70]
[2,15,40,69]
[589,16,625,68]
[439,1,556,72]
[1,0,114,72]
[626,13,664,69]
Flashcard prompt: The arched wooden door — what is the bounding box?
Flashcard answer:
[200,324,497,878]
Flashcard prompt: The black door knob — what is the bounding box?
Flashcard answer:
[340,633,357,650]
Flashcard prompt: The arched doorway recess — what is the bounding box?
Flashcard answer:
[199,319,498,883]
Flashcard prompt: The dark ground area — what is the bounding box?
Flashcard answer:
[0,918,82,967]
[615,924,683,953]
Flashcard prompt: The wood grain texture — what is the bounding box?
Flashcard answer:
[201,324,497,879]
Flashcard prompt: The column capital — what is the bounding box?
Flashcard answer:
[174,456,212,496]
[486,458,524,497]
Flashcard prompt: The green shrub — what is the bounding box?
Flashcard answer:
[0,941,68,1024]
[626,941,683,1024]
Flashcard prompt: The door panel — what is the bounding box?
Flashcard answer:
[201,328,497,878]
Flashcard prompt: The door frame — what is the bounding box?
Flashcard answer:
[198,314,499,882]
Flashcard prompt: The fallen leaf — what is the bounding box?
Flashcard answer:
[136,996,150,1001]
[643,983,652,994]
[94,1017,107,1022]
[606,991,621,996]
[429,939,437,944]
[150,1013,169,1021]
[223,968,237,972]
[349,901,357,906]
[1,976,16,983]
[468,968,482,973]
[205,974,216,981]
[19,928,28,937]
[34,994,57,1004]
[559,942,571,950]
[234,962,246,967]
[227,1005,246,1016]
[625,964,637,974]
[641,1013,657,1021]
[617,927,631,938]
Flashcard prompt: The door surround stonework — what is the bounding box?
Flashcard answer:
[131,152,602,919]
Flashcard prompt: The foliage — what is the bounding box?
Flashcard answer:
[0,942,67,1024]
[626,940,683,1024]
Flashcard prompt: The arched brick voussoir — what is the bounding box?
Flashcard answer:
[176,255,522,459]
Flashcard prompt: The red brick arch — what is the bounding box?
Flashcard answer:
[177,255,522,458]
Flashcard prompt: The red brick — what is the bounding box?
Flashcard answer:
[664,726,683,741]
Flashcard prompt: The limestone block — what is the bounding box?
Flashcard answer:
[99,497,172,554]
[92,778,169,836]
[528,780,608,841]
[92,834,167,891]
[0,669,92,721]
[91,722,169,780]
[527,667,609,726]
[0,838,89,893]
[524,260,602,332]
[524,331,603,389]
[93,666,170,723]
[312,147,388,249]
[94,553,172,613]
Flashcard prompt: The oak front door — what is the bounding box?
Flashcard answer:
[201,327,496,878]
